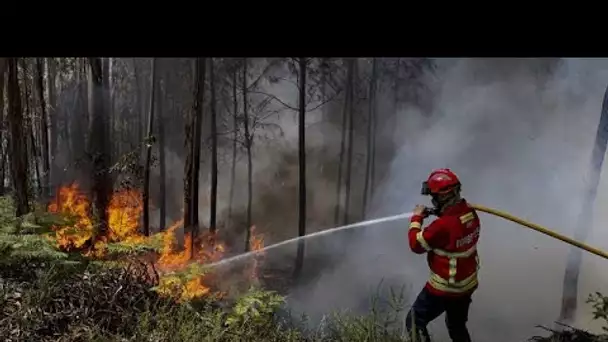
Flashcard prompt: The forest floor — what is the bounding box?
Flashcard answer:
[0,195,607,341]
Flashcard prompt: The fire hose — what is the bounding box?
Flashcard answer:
[469,203,608,260]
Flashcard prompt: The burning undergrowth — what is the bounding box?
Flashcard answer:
[46,183,266,302]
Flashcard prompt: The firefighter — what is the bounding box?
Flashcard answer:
[405,168,480,342]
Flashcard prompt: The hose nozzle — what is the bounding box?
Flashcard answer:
[423,207,440,217]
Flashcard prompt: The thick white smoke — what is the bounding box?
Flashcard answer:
[285,58,608,341]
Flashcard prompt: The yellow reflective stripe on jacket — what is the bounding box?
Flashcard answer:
[432,245,476,258]
[409,221,421,229]
[429,271,478,293]
[459,212,475,224]
[448,258,457,284]
[415,230,432,251]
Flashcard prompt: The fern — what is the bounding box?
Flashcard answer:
[226,287,285,327]
[587,292,608,333]
[0,196,69,264]
[105,233,164,256]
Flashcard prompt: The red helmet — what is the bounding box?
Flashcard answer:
[421,168,461,195]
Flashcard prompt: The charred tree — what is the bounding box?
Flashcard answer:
[334,59,355,225]
[0,59,6,196]
[362,58,378,218]
[7,58,29,216]
[184,57,206,257]
[243,58,253,252]
[294,57,308,278]
[133,59,144,146]
[35,58,50,197]
[209,58,218,234]
[20,59,41,194]
[157,62,167,232]
[227,62,239,227]
[70,59,87,167]
[87,57,112,235]
[343,59,357,224]
[143,58,157,236]
[191,58,206,244]
[46,58,57,179]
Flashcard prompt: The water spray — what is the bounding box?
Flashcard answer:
[206,203,608,271]
[206,211,415,269]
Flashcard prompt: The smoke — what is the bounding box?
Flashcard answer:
[143,58,608,340]
[281,58,608,341]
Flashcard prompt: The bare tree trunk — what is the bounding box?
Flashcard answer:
[184,58,206,257]
[343,59,356,225]
[133,59,144,146]
[243,58,253,252]
[0,59,6,196]
[227,64,238,227]
[0,153,6,196]
[157,62,166,232]
[87,57,112,235]
[7,58,29,216]
[362,58,377,219]
[47,59,57,179]
[294,57,307,277]
[143,58,157,236]
[46,58,58,169]
[21,59,41,195]
[35,58,50,197]
[191,58,206,246]
[319,58,327,117]
[209,58,218,234]
[71,59,86,166]
[334,59,353,225]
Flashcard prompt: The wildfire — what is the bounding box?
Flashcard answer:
[248,225,265,281]
[48,183,94,250]
[47,183,265,302]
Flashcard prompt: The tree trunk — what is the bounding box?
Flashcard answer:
[227,63,238,227]
[333,59,353,225]
[35,58,50,197]
[47,59,57,180]
[319,58,327,117]
[71,59,86,166]
[243,58,253,252]
[0,59,6,196]
[7,58,29,216]
[362,58,377,219]
[343,59,357,225]
[21,59,41,195]
[133,59,144,147]
[157,62,167,232]
[87,57,112,236]
[294,57,308,278]
[209,58,218,234]
[184,58,206,257]
[191,58,206,245]
[143,58,157,236]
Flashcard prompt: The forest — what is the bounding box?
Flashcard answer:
[0,57,607,341]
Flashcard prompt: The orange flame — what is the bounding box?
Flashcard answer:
[48,183,94,250]
[248,225,265,281]
[48,183,263,301]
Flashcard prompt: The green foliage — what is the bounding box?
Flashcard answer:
[105,233,164,255]
[226,287,285,327]
[587,292,608,333]
[0,196,68,264]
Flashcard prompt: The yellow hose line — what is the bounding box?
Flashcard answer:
[469,203,608,260]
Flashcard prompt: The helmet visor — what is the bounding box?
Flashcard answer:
[421,181,431,195]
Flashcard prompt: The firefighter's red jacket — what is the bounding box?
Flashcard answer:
[408,199,480,297]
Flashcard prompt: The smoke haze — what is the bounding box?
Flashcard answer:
[277,58,608,341]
